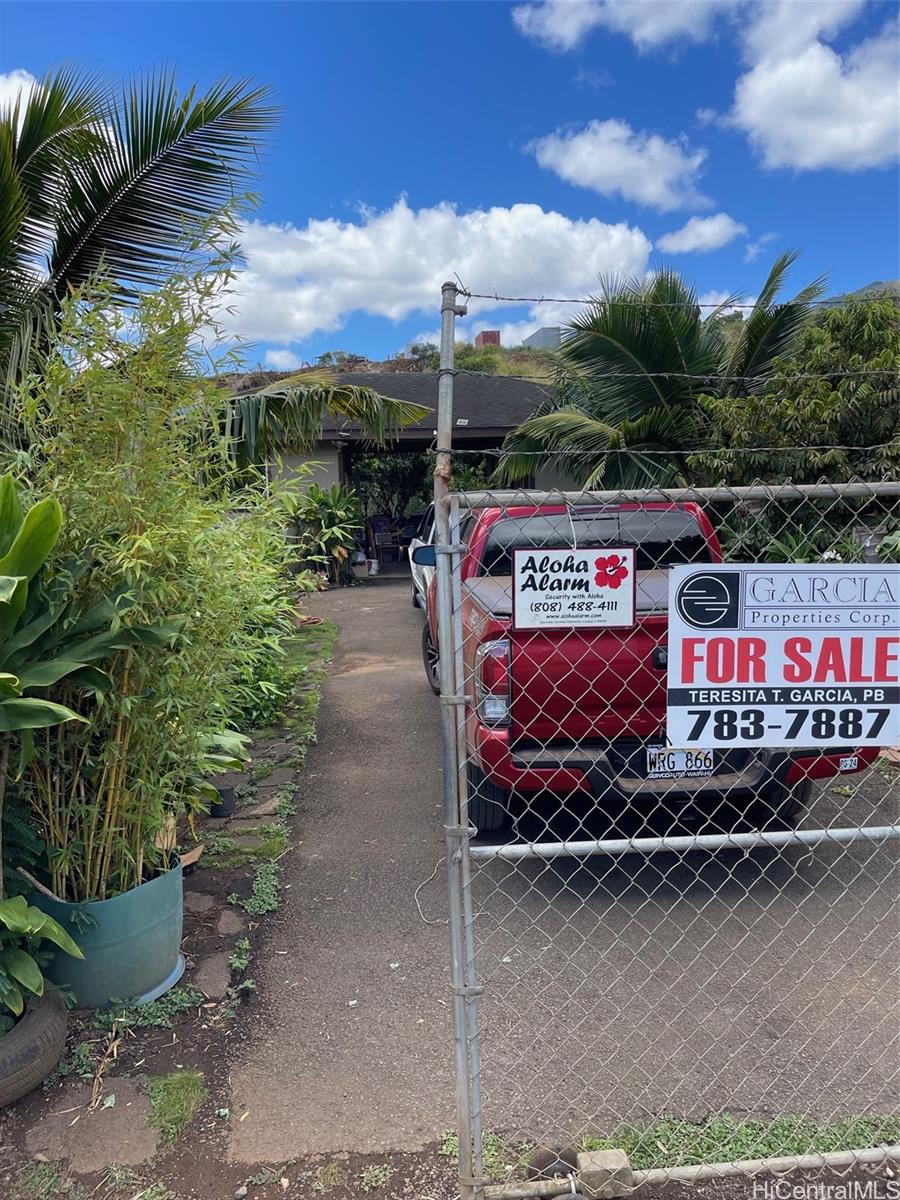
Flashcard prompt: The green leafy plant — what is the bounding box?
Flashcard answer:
[228,937,251,973]
[286,483,363,585]
[0,894,82,1019]
[230,862,282,915]
[360,1163,393,1192]
[93,985,204,1033]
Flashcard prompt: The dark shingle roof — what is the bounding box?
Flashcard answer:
[321,372,555,436]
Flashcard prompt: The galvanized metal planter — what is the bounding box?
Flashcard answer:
[35,862,185,1009]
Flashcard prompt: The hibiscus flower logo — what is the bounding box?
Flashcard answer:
[594,553,629,590]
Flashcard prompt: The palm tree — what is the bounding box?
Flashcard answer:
[0,67,426,458]
[495,253,824,489]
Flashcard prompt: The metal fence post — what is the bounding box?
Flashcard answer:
[434,280,482,1198]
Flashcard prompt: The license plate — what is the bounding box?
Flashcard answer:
[647,747,715,779]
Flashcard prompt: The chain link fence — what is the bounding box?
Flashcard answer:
[430,470,900,1199]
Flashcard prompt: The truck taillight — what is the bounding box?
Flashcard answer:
[475,638,510,725]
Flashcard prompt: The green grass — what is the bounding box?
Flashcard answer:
[441,1115,900,1183]
[580,1115,900,1169]
[146,1069,208,1145]
[17,1162,71,1200]
[203,821,288,868]
[282,622,337,761]
[439,1130,532,1180]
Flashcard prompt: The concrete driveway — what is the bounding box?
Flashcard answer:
[229,572,898,1162]
[228,575,456,1161]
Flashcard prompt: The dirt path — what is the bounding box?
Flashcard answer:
[227,576,456,1161]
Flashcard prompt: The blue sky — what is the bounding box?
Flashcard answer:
[2,0,898,369]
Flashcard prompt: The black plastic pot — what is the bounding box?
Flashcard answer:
[210,784,236,818]
[0,983,68,1108]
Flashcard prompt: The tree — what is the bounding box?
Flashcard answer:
[495,253,823,489]
[0,67,427,462]
[691,297,900,485]
[0,67,277,404]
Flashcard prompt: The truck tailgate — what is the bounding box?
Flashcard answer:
[510,621,666,744]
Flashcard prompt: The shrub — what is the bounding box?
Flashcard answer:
[10,257,297,901]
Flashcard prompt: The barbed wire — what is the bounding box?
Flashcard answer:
[449,365,895,384]
[428,441,900,459]
[455,283,900,310]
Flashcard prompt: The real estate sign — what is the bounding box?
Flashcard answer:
[512,547,636,631]
[666,563,900,749]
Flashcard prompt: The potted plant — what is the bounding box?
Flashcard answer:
[0,476,184,1008]
[0,896,82,1106]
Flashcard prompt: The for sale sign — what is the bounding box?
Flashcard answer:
[512,547,636,630]
[666,563,900,748]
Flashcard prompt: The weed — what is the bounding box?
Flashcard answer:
[231,862,282,915]
[249,758,275,783]
[97,1165,141,1194]
[311,1161,347,1192]
[215,978,257,1021]
[206,822,286,868]
[246,1167,279,1185]
[360,1163,393,1192]
[274,784,298,818]
[229,937,252,973]
[95,986,204,1033]
[438,1131,539,1182]
[132,1186,175,1200]
[17,1162,66,1199]
[146,1069,208,1145]
[45,1036,98,1087]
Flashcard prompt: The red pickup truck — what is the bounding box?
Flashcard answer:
[419,501,877,832]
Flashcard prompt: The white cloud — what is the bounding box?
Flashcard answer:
[264,348,303,370]
[732,16,900,170]
[0,68,38,119]
[743,0,865,62]
[698,289,757,317]
[512,0,735,52]
[656,212,748,254]
[512,0,606,51]
[743,231,777,263]
[227,197,651,346]
[529,119,710,211]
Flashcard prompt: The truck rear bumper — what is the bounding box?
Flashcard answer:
[472,724,879,801]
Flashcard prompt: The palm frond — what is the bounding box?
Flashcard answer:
[228,373,429,467]
[48,71,279,298]
[721,251,825,389]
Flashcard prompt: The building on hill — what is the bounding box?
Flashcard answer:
[523,327,561,350]
[281,371,571,490]
[474,330,500,348]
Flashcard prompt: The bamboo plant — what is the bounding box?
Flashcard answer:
[0,474,181,902]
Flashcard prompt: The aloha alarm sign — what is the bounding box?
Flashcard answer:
[666,563,900,748]
[512,547,636,630]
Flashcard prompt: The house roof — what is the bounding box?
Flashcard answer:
[320,372,555,440]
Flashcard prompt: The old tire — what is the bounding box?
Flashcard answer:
[758,778,812,830]
[466,764,510,832]
[0,983,67,1108]
[422,623,440,695]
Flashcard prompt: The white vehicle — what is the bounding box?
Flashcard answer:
[408,504,434,609]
